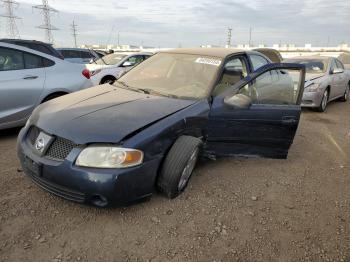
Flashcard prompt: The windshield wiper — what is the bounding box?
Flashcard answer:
[136,88,178,98]
[114,81,145,94]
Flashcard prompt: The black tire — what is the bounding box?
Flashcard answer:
[100,76,116,85]
[157,136,202,199]
[340,84,349,102]
[42,93,67,103]
[317,89,329,112]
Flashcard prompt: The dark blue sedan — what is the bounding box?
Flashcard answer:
[17,48,305,207]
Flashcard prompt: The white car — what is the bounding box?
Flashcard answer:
[86,52,152,85]
[0,42,94,130]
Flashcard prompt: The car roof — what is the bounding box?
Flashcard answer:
[160,48,245,58]
[0,38,53,46]
[56,48,91,51]
[0,42,61,61]
[286,56,331,61]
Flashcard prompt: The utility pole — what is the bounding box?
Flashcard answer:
[0,0,21,38]
[33,0,58,44]
[249,27,252,47]
[226,27,232,47]
[71,20,78,48]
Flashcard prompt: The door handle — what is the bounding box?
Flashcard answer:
[282,116,298,125]
[23,76,38,80]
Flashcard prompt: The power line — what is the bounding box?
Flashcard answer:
[71,20,78,48]
[0,0,21,38]
[33,0,58,44]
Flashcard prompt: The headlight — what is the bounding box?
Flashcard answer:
[76,146,143,168]
[305,82,321,92]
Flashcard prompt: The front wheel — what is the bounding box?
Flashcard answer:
[317,89,329,112]
[157,136,202,199]
[340,85,349,102]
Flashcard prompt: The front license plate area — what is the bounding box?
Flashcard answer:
[24,156,42,177]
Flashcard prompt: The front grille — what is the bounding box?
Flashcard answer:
[27,126,77,161]
[26,168,85,203]
[46,137,76,160]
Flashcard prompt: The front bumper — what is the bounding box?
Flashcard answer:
[301,91,323,108]
[17,127,162,207]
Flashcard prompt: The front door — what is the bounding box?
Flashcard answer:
[205,63,305,159]
[0,46,45,127]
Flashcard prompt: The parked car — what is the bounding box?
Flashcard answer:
[285,56,350,112]
[57,48,101,64]
[0,42,94,130]
[338,53,350,70]
[87,52,152,85]
[17,48,305,207]
[0,39,64,59]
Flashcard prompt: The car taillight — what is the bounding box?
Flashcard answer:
[82,69,91,79]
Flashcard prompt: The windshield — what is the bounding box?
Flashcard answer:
[115,53,222,99]
[94,53,127,65]
[286,59,327,74]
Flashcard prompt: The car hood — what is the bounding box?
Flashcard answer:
[33,85,197,144]
[305,73,325,82]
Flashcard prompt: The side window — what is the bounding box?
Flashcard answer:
[249,54,269,71]
[0,47,24,71]
[24,53,43,69]
[330,59,337,73]
[43,58,55,67]
[239,68,303,105]
[212,57,248,96]
[125,55,144,66]
[335,59,344,70]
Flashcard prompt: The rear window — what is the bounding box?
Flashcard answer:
[60,50,81,58]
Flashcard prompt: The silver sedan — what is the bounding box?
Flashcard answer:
[285,56,350,112]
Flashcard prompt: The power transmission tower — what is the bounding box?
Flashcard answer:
[249,27,253,47]
[33,0,58,44]
[71,20,78,48]
[0,0,21,38]
[226,27,232,47]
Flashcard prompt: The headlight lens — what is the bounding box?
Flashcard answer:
[305,82,321,92]
[76,146,143,168]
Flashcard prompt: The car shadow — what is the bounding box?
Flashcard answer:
[0,127,22,140]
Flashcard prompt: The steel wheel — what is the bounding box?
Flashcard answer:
[178,148,199,191]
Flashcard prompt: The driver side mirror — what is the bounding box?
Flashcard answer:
[224,94,252,109]
[123,61,134,67]
[331,68,344,74]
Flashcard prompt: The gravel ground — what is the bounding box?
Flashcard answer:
[0,101,350,262]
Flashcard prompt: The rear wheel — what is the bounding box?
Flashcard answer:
[317,89,329,112]
[157,136,202,199]
[100,76,116,85]
[340,84,349,102]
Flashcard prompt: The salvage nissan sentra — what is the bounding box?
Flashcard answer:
[17,48,305,207]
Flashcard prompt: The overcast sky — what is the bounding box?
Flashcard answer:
[1,0,350,47]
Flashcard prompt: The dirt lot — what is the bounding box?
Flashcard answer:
[0,101,350,262]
